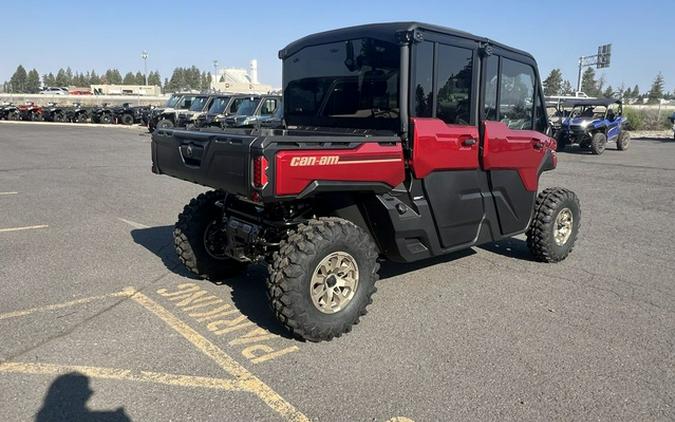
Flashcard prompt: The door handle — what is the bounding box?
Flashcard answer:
[462,138,477,146]
[533,141,544,149]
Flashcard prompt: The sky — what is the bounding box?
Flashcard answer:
[1,0,673,94]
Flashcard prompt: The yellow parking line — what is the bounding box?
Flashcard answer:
[0,224,49,233]
[0,191,18,195]
[0,289,133,321]
[129,291,309,422]
[0,362,241,391]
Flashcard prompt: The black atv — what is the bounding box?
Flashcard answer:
[65,103,91,123]
[112,103,148,125]
[42,103,69,123]
[91,103,115,124]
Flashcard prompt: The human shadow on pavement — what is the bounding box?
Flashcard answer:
[35,372,131,422]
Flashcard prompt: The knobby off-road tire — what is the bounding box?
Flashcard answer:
[267,217,379,342]
[555,134,568,152]
[527,187,581,263]
[120,113,134,125]
[99,113,113,124]
[76,113,88,123]
[174,190,247,280]
[616,131,630,151]
[590,132,607,155]
[157,118,174,129]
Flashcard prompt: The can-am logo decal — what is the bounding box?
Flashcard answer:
[290,156,340,167]
[288,155,402,167]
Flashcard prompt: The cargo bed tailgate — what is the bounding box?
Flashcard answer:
[151,129,257,195]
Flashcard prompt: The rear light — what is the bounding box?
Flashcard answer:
[252,156,269,189]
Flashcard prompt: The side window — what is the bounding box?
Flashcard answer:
[499,58,535,130]
[412,41,434,117]
[260,99,278,115]
[436,44,473,125]
[484,55,498,121]
[534,90,547,132]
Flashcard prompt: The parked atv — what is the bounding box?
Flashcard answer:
[42,103,69,122]
[152,22,581,342]
[91,103,115,124]
[556,98,630,154]
[112,103,148,125]
[18,102,44,121]
[669,112,675,140]
[0,102,19,120]
[223,95,281,128]
[66,103,91,123]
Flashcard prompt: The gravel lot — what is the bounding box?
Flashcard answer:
[0,123,673,421]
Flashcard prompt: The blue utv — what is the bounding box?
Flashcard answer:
[556,98,630,154]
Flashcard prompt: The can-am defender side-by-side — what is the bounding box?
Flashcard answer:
[556,98,630,154]
[151,22,581,342]
[148,93,196,132]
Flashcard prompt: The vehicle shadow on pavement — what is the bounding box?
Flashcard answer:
[129,225,292,338]
[378,248,475,280]
[477,238,535,261]
[129,225,200,280]
[35,372,131,422]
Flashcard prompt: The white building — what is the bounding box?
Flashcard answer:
[212,59,272,94]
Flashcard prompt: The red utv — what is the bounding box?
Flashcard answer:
[18,102,44,121]
[151,22,581,341]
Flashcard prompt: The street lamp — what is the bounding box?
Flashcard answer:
[141,51,149,85]
[213,60,219,91]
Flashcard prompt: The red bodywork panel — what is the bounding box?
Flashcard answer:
[275,142,405,196]
[482,121,555,192]
[410,118,479,178]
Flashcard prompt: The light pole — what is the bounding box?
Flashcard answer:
[213,60,219,91]
[141,51,149,85]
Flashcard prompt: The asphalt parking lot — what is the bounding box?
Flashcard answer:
[0,122,673,421]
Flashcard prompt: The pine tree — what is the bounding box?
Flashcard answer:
[602,85,614,98]
[647,72,665,104]
[581,67,599,96]
[542,69,563,96]
[65,67,73,86]
[90,70,101,85]
[148,71,161,87]
[123,72,136,85]
[26,69,41,93]
[561,80,574,95]
[632,84,640,98]
[9,65,27,92]
[135,71,145,85]
[55,68,68,87]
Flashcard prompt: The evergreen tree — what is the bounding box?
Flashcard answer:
[65,67,73,86]
[542,69,563,96]
[26,69,41,93]
[148,71,161,87]
[123,72,136,85]
[647,72,665,104]
[43,72,56,87]
[135,71,145,85]
[602,85,614,98]
[90,70,101,85]
[581,67,599,96]
[632,84,640,98]
[55,68,68,86]
[560,80,574,95]
[9,65,27,92]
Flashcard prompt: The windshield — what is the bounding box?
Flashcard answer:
[283,37,400,131]
[208,97,230,114]
[234,98,259,116]
[189,96,209,112]
[166,95,181,108]
[230,97,258,115]
[176,95,196,109]
[571,105,606,119]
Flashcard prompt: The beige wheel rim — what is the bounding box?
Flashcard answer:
[553,208,574,246]
[310,251,359,314]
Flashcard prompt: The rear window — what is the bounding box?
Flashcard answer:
[283,37,400,131]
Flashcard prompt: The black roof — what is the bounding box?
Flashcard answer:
[279,21,534,60]
[557,97,621,107]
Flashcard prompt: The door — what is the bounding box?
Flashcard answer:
[410,38,485,249]
[481,54,549,235]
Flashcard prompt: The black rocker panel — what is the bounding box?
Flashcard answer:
[423,170,485,249]
[489,170,536,235]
